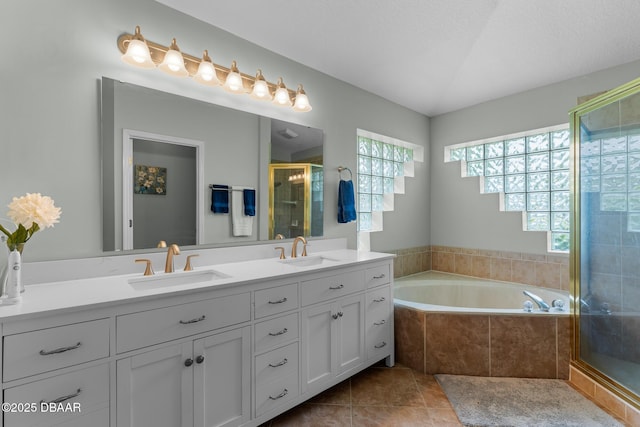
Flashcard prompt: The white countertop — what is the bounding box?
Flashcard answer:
[0,249,393,322]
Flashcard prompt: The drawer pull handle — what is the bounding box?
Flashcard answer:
[373,274,386,279]
[179,315,206,325]
[269,358,288,368]
[184,358,194,367]
[329,284,344,290]
[374,320,386,326]
[39,342,82,356]
[269,389,288,400]
[374,341,387,349]
[373,297,386,303]
[268,297,288,305]
[40,388,81,405]
[268,328,288,337]
[196,355,205,364]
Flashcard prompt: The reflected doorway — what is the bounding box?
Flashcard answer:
[122,130,204,250]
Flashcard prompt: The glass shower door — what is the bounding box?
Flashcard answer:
[572,79,640,405]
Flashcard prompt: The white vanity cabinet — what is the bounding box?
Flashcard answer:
[115,292,252,427]
[116,326,251,427]
[2,315,112,427]
[1,247,393,427]
[300,270,367,394]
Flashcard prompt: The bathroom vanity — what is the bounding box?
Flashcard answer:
[0,240,394,427]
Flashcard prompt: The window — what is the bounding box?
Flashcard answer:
[445,125,570,252]
[356,129,423,251]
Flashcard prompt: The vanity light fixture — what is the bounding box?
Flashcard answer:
[250,69,272,100]
[158,38,189,77]
[193,50,221,86]
[117,26,312,112]
[273,77,292,106]
[223,61,245,93]
[121,26,155,68]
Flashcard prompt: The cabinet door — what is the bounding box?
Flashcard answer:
[336,294,365,376]
[193,326,250,427]
[301,303,335,393]
[117,342,193,427]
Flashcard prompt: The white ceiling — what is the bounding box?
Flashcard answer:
[156,0,640,117]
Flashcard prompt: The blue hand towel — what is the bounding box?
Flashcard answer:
[243,189,256,216]
[337,179,357,223]
[211,185,229,213]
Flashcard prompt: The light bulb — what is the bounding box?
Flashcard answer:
[121,26,155,69]
[251,69,272,100]
[292,84,312,112]
[272,77,292,106]
[194,50,220,86]
[223,61,245,93]
[158,39,189,77]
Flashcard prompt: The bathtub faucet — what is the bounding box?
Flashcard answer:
[523,291,550,312]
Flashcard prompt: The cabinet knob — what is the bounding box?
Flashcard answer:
[196,355,205,364]
[184,358,194,367]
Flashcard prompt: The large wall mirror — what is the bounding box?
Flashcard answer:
[101,77,324,252]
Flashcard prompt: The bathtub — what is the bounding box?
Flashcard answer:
[393,271,571,379]
[394,271,570,314]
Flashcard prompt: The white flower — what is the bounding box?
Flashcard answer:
[7,193,61,229]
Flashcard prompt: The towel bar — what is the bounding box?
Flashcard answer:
[337,166,352,179]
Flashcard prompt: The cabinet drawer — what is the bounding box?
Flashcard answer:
[366,322,391,361]
[366,286,391,318]
[301,270,364,306]
[365,264,390,288]
[254,283,298,319]
[117,292,250,353]
[255,342,299,387]
[4,364,109,427]
[255,372,299,417]
[255,313,298,353]
[3,319,110,382]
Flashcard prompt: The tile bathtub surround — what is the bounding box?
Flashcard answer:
[390,246,432,278]
[430,245,570,291]
[262,364,463,426]
[394,305,570,379]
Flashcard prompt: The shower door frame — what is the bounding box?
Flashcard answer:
[570,76,640,409]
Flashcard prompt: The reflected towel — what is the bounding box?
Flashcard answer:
[232,186,254,236]
[243,189,256,216]
[211,185,229,214]
[337,179,357,223]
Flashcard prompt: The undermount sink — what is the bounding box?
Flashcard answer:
[128,269,229,290]
[278,255,340,267]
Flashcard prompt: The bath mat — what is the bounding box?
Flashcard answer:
[435,374,623,427]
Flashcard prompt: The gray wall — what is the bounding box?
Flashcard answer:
[430,60,640,254]
[1,0,429,262]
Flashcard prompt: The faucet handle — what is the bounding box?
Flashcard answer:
[135,259,154,276]
[157,240,167,248]
[275,247,286,259]
[184,254,199,271]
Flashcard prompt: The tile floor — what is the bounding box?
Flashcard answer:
[261,364,463,426]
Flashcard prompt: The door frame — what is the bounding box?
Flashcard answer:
[122,129,204,250]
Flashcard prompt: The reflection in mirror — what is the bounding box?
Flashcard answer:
[269,120,324,239]
[101,78,324,253]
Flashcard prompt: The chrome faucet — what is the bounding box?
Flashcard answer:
[523,290,550,312]
[165,244,180,273]
[291,236,307,258]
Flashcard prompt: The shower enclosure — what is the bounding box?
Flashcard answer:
[571,76,640,407]
[268,163,323,239]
